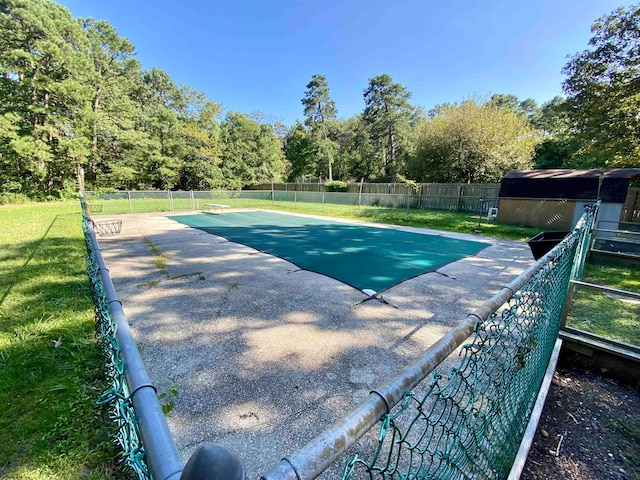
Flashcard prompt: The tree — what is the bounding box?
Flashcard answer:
[530,96,579,169]
[177,89,223,190]
[220,112,285,189]
[0,0,93,196]
[363,74,414,182]
[490,93,539,120]
[409,100,538,183]
[301,73,338,180]
[81,18,139,178]
[0,0,289,197]
[562,4,640,166]
[284,122,316,181]
[333,115,378,181]
[132,67,187,189]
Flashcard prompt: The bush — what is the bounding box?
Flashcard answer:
[324,180,348,192]
[0,192,32,204]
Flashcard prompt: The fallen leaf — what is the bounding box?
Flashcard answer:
[540,428,549,438]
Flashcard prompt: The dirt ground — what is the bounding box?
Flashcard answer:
[522,357,640,480]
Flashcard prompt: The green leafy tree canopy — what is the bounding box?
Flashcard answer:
[363,74,414,182]
[562,4,640,166]
[410,100,538,183]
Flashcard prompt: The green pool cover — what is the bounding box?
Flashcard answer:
[170,211,491,292]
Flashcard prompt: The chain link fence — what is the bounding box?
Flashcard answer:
[339,205,597,479]
[84,188,499,217]
[80,189,597,479]
[82,202,150,478]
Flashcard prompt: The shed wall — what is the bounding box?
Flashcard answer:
[496,199,576,229]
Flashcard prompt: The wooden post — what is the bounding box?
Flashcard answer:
[406,193,410,220]
[76,165,85,194]
[560,281,577,329]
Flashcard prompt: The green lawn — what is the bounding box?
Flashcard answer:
[566,261,640,346]
[0,202,127,479]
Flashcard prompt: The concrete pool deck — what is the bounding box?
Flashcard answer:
[95,209,535,478]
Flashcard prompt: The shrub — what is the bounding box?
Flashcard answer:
[324,180,348,192]
[0,192,32,204]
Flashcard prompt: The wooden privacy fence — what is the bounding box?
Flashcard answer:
[246,182,500,195]
[622,187,640,223]
[246,182,501,212]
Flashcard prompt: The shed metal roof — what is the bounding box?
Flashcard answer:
[503,168,640,180]
[499,168,640,203]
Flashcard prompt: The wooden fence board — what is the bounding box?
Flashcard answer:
[622,187,640,223]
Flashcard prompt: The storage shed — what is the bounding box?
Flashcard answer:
[496,169,640,229]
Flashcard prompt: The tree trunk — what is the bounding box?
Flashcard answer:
[92,85,102,148]
[388,126,396,182]
[43,91,51,142]
[91,85,102,173]
[30,68,38,131]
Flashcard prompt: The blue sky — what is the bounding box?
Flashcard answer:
[58,0,635,125]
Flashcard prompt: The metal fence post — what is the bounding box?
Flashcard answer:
[406,194,410,220]
[560,281,577,329]
[127,190,133,214]
[190,190,195,210]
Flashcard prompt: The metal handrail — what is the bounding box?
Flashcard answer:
[570,279,640,301]
[593,227,640,236]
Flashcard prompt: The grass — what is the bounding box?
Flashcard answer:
[142,238,168,274]
[88,194,543,241]
[581,261,640,293]
[566,260,640,346]
[0,202,128,479]
[136,237,203,288]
